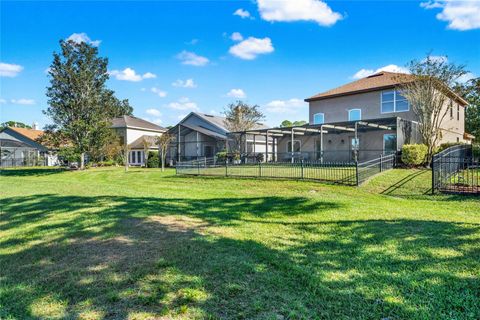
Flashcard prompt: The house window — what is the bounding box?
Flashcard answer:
[450,101,454,119]
[383,134,397,154]
[313,113,324,125]
[131,151,136,163]
[381,90,409,113]
[457,105,460,121]
[137,151,142,164]
[287,140,301,153]
[348,109,361,121]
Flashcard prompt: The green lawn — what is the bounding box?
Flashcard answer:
[0,167,479,319]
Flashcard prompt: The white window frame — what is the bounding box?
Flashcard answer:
[348,108,362,121]
[286,140,301,153]
[381,90,410,114]
[383,133,397,153]
[313,113,325,125]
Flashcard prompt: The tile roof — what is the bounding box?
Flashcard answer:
[111,115,167,132]
[305,71,414,101]
[8,127,45,141]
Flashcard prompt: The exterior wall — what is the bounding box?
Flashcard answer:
[126,128,162,145]
[309,90,418,124]
[308,89,466,145]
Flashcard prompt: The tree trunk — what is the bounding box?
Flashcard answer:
[161,152,165,172]
[124,148,129,172]
[80,152,85,170]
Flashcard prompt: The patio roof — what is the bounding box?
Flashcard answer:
[231,117,399,136]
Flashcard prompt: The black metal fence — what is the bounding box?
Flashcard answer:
[432,145,479,195]
[0,157,46,168]
[176,153,395,186]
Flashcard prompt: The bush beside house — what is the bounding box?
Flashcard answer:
[146,151,159,168]
[401,144,428,166]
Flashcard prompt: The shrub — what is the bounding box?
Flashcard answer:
[255,153,264,162]
[216,151,227,162]
[146,151,159,168]
[473,144,480,159]
[97,160,116,167]
[401,144,428,166]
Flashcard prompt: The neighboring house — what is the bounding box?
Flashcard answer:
[168,112,270,163]
[111,115,167,166]
[237,71,471,162]
[0,126,59,166]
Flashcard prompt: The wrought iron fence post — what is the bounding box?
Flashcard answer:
[225,159,228,177]
[380,154,383,172]
[197,161,200,175]
[301,160,304,179]
[259,161,262,177]
[355,161,359,186]
[431,157,435,195]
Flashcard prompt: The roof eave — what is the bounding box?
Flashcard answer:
[305,85,396,102]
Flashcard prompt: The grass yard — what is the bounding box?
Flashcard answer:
[0,167,479,319]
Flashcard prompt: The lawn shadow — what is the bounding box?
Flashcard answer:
[0,167,66,176]
[0,194,479,319]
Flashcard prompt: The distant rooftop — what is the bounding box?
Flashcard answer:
[5,126,44,141]
[111,115,166,132]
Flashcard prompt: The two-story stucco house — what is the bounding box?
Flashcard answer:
[111,115,167,166]
[236,71,471,163]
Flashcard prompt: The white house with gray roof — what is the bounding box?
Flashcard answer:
[111,115,167,166]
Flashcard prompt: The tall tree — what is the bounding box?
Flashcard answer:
[455,78,480,140]
[397,55,467,164]
[280,120,307,127]
[223,101,265,153]
[0,121,32,129]
[45,39,130,169]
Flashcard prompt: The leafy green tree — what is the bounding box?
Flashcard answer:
[397,55,467,164]
[280,120,307,127]
[455,78,480,140]
[0,121,32,129]
[45,39,131,169]
[224,101,265,152]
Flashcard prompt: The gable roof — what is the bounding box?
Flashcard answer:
[180,112,269,133]
[129,135,159,149]
[305,72,414,102]
[111,115,167,132]
[305,71,468,106]
[6,127,44,141]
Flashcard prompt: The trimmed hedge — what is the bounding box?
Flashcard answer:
[401,144,428,166]
[146,151,159,168]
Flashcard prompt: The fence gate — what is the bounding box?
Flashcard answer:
[432,145,479,195]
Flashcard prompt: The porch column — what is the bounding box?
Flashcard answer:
[177,124,181,162]
[273,137,276,162]
[253,134,256,156]
[265,131,269,162]
[244,133,248,163]
[196,131,200,159]
[320,125,324,164]
[291,128,294,163]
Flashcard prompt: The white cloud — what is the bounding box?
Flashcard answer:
[186,39,199,45]
[234,8,252,19]
[265,98,306,113]
[257,0,342,26]
[458,72,476,83]
[151,87,167,98]
[0,98,6,104]
[421,0,480,30]
[110,68,157,82]
[168,97,199,111]
[140,88,146,92]
[226,89,247,98]
[229,37,274,60]
[230,32,244,41]
[66,33,101,46]
[143,117,163,125]
[178,114,188,120]
[0,62,23,77]
[176,51,209,66]
[172,78,197,88]
[146,108,162,117]
[11,98,35,105]
[351,64,410,79]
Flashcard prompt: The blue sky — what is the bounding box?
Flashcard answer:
[1,0,479,128]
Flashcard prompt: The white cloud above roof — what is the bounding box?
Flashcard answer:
[265,98,306,113]
[0,62,23,77]
[257,0,342,26]
[168,97,199,111]
[229,37,274,60]
[146,108,162,117]
[351,64,409,79]
[151,87,167,98]
[421,0,480,30]
[11,98,36,105]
